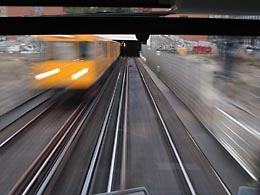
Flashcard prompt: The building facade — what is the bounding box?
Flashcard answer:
[0,6,64,17]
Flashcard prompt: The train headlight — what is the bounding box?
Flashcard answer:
[35,68,60,80]
[71,68,89,80]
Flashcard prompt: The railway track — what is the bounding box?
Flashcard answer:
[5,58,124,195]
[0,90,66,148]
[0,89,94,194]
[36,57,230,195]
[80,57,230,195]
[136,58,196,194]
[134,58,231,194]
[33,59,125,195]
[1,57,235,195]
[82,60,127,195]
[87,57,231,195]
[0,89,56,130]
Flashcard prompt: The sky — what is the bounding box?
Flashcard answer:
[95,34,138,40]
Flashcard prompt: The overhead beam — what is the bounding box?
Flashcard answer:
[0,0,174,8]
[1,17,260,36]
[1,0,260,15]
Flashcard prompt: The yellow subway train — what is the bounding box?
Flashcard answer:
[30,34,120,89]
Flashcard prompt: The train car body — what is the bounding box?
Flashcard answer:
[30,34,120,89]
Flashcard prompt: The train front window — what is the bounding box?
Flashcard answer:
[47,42,79,60]
[79,42,93,59]
[39,41,94,60]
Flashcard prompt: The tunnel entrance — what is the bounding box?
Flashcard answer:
[118,40,141,57]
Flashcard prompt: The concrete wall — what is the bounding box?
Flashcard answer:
[141,44,260,181]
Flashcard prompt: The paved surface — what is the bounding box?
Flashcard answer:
[126,58,182,195]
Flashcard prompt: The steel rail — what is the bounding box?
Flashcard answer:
[0,89,52,129]
[35,80,108,195]
[107,64,126,192]
[186,125,233,195]
[21,105,86,195]
[0,101,56,148]
[135,60,196,195]
[80,71,122,195]
[0,89,57,131]
[33,60,123,195]
[8,103,84,195]
[136,58,232,194]
[8,59,123,195]
[120,59,129,190]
